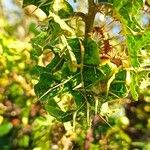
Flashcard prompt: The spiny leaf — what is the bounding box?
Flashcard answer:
[113,0,143,32]
[127,31,150,68]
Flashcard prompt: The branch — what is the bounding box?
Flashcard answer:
[84,1,114,37]
[88,0,94,6]
[85,0,97,37]
[73,12,87,21]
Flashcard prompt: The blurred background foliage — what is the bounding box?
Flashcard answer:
[0,0,150,150]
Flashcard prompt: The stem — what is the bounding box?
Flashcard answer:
[95,97,99,115]
[77,0,113,38]
[85,0,96,37]
[87,102,90,126]
[79,40,91,126]
[73,111,77,131]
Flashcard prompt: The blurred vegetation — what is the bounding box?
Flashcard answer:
[0,0,150,150]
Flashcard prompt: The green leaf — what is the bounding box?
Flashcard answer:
[49,21,63,44]
[68,38,81,64]
[0,122,13,137]
[110,82,127,97]
[47,98,60,108]
[28,22,40,35]
[61,62,74,77]
[127,31,150,68]
[49,12,74,35]
[83,66,105,87]
[84,38,100,65]
[31,32,48,56]
[18,135,29,148]
[45,105,74,122]
[46,54,63,72]
[61,35,77,72]
[127,35,140,67]
[34,73,54,100]
[115,70,126,81]
[113,0,129,11]
[71,90,85,108]
[99,64,112,77]
[53,0,73,18]
[31,65,45,76]
[113,0,143,32]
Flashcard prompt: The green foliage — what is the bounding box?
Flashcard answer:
[84,38,100,65]
[110,70,127,97]
[1,0,150,149]
[127,31,150,67]
[31,32,48,56]
[0,122,13,137]
[33,0,150,123]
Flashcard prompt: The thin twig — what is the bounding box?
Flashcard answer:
[79,40,91,126]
